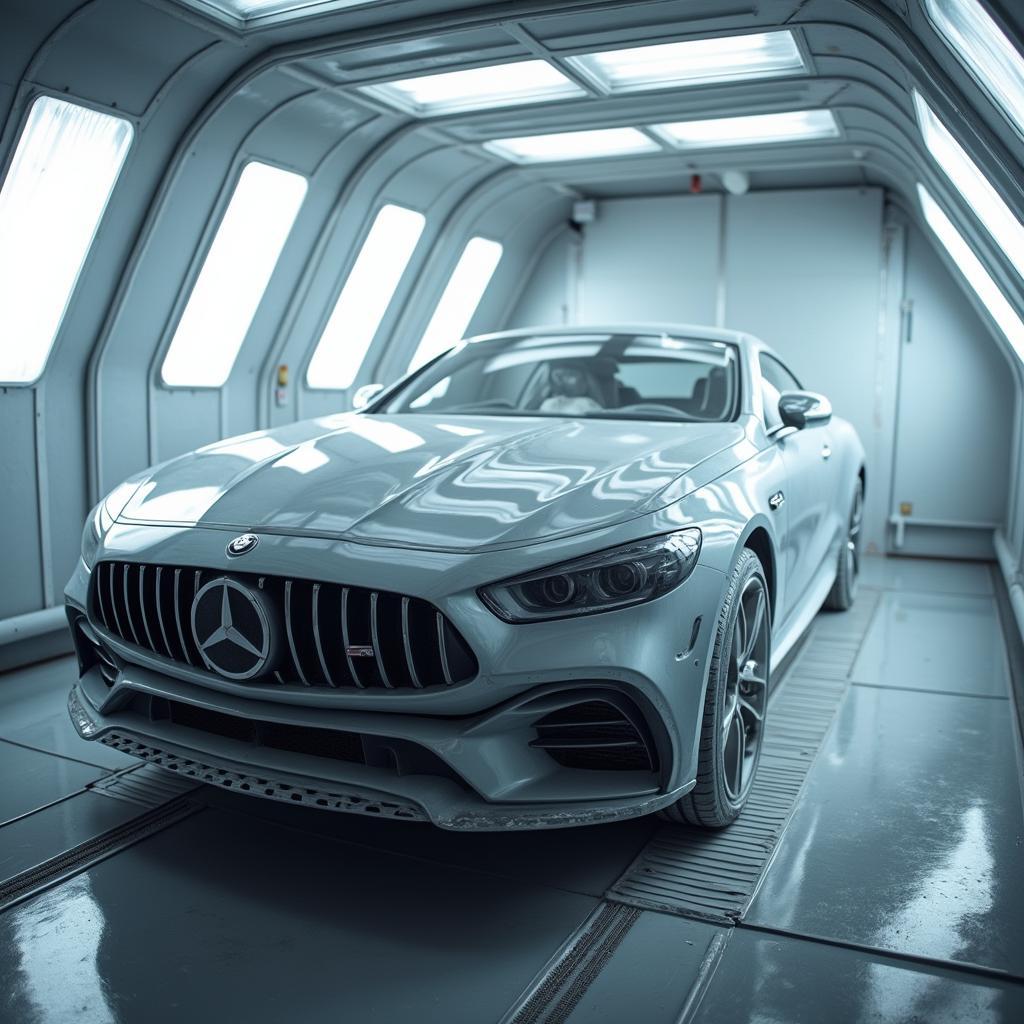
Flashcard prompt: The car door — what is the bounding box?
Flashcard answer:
[759,353,835,620]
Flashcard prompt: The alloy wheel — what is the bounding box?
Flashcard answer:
[721,575,769,803]
[846,485,864,583]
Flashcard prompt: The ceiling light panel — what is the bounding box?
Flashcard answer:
[484,127,661,163]
[361,61,584,117]
[172,0,381,29]
[568,30,807,94]
[653,109,839,149]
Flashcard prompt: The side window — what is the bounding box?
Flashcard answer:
[758,353,801,430]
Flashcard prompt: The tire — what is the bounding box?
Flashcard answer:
[661,548,770,828]
[824,479,864,612]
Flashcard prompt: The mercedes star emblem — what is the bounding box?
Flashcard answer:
[226,533,259,557]
[191,577,272,680]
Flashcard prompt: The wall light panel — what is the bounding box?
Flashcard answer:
[306,204,425,389]
[0,96,132,384]
[407,238,503,371]
[918,183,1024,361]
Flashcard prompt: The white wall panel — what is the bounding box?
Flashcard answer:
[576,195,721,325]
[890,222,1014,552]
[508,227,573,328]
[0,390,45,617]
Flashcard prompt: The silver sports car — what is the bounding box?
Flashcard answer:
[66,325,865,830]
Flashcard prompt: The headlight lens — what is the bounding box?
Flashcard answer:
[479,528,701,623]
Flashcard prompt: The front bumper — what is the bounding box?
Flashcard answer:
[65,525,724,829]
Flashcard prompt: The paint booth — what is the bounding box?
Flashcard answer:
[1,1,1023,1020]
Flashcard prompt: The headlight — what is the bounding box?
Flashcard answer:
[479,528,702,623]
[81,501,113,570]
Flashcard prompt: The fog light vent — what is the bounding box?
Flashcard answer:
[531,699,658,772]
[74,618,119,688]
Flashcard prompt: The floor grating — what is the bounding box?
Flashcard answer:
[606,587,881,923]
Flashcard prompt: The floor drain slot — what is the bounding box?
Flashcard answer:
[0,797,200,913]
[501,902,641,1024]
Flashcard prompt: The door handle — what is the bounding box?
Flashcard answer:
[821,444,832,461]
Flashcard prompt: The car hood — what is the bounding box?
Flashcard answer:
[119,413,747,550]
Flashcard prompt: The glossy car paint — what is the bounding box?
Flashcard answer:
[64,325,865,829]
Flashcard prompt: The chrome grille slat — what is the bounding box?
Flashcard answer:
[400,597,422,689]
[89,561,476,691]
[122,564,141,645]
[340,586,365,689]
[311,583,337,688]
[153,567,174,658]
[107,563,123,637]
[284,580,310,686]
[436,612,454,686]
[137,566,158,652]
[173,568,195,667]
[369,592,392,689]
[95,562,110,628]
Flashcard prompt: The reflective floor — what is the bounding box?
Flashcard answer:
[0,555,1022,1023]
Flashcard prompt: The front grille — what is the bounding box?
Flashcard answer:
[531,699,659,772]
[89,560,477,691]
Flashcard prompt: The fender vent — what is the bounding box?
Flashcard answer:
[531,699,658,772]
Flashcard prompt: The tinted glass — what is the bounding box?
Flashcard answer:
[381,333,739,423]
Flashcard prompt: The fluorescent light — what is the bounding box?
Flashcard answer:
[0,96,132,384]
[568,30,806,93]
[654,109,839,149]
[924,0,1024,138]
[161,161,306,387]
[361,61,584,117]
[171,0,382,27]
[484,127,660,164]
[918,184,1024,361]
[914,91,1024,273]
[306,204,425,389]
[407,238,503,371]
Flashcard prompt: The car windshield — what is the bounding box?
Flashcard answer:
[378,332,740,423]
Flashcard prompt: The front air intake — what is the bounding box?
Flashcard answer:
[531,698,659,772]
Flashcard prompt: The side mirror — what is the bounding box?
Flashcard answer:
[352,383,385,411]
[778,390,832,430]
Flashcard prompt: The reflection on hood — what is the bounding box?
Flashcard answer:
[120,413,749,550]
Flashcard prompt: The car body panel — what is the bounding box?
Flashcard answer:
[66,324,865,829]
[118,413,750,551]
